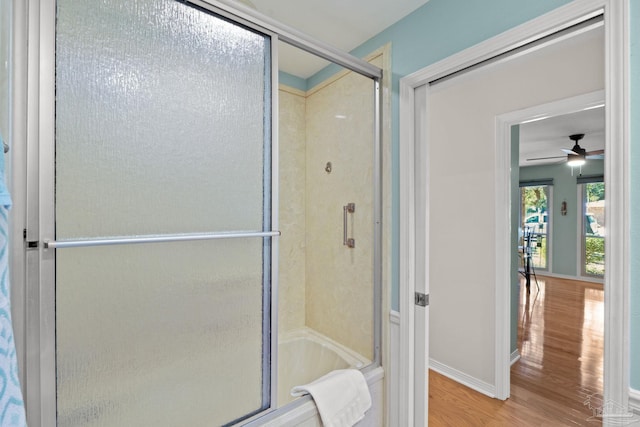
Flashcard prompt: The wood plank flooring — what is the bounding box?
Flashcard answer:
[429,276,604,426]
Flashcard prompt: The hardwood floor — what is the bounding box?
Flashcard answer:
[429,276,604,426]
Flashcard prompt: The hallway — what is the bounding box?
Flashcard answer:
[429,276,604,426]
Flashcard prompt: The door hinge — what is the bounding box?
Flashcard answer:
[415,292,429,307]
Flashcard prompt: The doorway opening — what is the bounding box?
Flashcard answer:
[512,96,606,423]
[399,1,631,423]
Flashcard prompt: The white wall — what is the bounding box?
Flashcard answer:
[428,28,604,387]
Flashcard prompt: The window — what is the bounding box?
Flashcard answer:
[520,183,550,270]
[581,179,605,277]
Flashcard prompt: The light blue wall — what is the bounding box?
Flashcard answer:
[279,71,306,91]
[630,0,640,391]
[519,160,605,277]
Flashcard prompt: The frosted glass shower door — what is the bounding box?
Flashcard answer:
[53,1,274,426]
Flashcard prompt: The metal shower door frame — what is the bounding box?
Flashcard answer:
[27,1,280,425]
[20,0,383,425]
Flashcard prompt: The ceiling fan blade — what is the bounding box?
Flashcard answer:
[526,155,566,161]
[586,149,604,156]
[586,154,604,159]
[561,148,578,155]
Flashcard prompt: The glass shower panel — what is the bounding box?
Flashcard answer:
[55,0,273,425]
[56,240,266,426]
[277,42,376,373]
[304,65,375,361]
[55,0,270,238]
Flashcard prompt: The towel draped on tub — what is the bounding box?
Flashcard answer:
[291,369,372,427]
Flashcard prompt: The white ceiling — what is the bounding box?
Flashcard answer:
[519,106,605,167]
[236,0,430,78]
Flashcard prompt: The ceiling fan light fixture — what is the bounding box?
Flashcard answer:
[566,134,587,167]
[567,155,586,167]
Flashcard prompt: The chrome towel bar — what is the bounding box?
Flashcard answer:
[44,230,280,249]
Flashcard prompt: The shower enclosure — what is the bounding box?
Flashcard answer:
[17,0,382,425]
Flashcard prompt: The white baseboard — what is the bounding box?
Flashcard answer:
[535,272,603,285]
[630,388,640,414]
[510,350,520,366]
[388,310,400,427]
[429,359,495,398]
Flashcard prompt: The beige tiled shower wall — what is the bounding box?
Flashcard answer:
[278,55,381,359]
[278,86,307,333]
[304,62,376,360]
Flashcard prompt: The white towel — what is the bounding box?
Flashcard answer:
[291,369,371,427]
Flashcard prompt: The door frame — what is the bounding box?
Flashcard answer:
[398,0,630,419]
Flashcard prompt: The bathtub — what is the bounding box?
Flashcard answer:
[245,327,384,427]
[277,327,370,406]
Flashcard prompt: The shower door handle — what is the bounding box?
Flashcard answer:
[343,203,355,248]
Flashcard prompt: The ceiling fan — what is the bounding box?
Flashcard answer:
[526,133,605,165]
